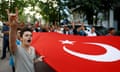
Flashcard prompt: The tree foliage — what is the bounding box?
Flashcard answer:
[0,0,68,24]
[65,0,119,24]
[0,0,29,21]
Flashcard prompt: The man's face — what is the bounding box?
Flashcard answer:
[17,30,21,39]
[91,27,95,32]
[21,31,32,46]
[111,30,115,35]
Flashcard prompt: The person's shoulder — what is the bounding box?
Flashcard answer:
[30,46,35,50]
[106,33,112,36]
[30,46,35,48]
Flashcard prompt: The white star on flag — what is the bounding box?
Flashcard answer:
[59,40,75,45]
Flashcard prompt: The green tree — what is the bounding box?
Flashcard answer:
[0,0,29,21]
[0,0,9,21]
[0,0,72,24]
[28,0,68,24]
[36,0,60,24]
[65,0,119,25]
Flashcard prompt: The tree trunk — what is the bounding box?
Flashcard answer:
[86,10,94,25]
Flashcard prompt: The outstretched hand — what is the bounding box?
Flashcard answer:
[37,56,45,62]
[34,56,45,63]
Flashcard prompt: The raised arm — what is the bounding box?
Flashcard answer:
[9,8,18,53]
[6,9,10,22]
[71,22,75,29]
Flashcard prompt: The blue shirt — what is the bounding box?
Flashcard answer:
[16,39,21,46]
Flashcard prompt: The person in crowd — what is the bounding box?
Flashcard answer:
[9,28,21,72]
[34,21,43,32]
[8,8,44,72]
[16,28,22,45]
[106,28,116,36]
[77,24,87,36]
[0,22,10,60]
[86,26,97,36]
[42,24,50,32]
[49,25,55,32]
[56,25,63,34]
[63,26,71,35]
[71,22,78,35]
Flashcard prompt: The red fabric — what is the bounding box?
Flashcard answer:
[31,32,120,72]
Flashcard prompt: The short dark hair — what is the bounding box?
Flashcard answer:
[17,28,21,31]
[108,28,115,33]
[20,27,33,37]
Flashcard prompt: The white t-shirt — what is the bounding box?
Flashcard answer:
[86,31,97,36]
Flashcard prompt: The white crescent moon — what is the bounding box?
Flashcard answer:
[63,43,120,62]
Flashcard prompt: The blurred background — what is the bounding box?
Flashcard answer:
[0,0,120,34]
[0,0,120,72]
[0,0,120,30]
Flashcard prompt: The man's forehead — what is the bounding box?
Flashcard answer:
[23,31,32,34]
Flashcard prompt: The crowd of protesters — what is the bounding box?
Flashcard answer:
[0,19,117,39]
[0,7,117,72]
[31,21,116,36]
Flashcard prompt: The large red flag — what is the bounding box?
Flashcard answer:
[31,32,120,72]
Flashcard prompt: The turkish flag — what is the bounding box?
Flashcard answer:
[31,32,120,72]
